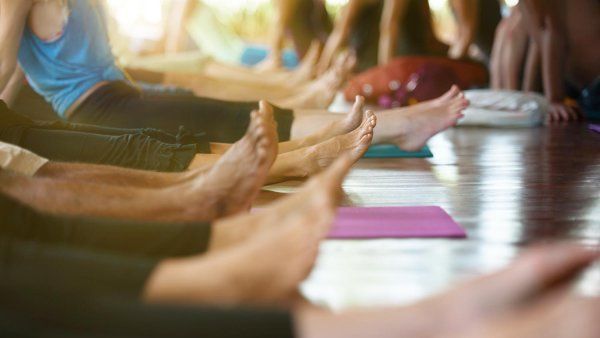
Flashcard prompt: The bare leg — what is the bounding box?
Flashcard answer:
[268,110,376,183]
[165,49,349,109]
[144,154,355,306]
[292,86,468,152]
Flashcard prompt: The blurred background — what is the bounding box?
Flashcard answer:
[106,0,519,66]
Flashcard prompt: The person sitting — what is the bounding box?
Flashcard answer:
[0,0,468,148]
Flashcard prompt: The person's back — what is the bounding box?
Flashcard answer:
[18,0,125,117]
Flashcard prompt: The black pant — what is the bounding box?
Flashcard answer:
[0,237,157,299]
[70,81,295,143]
[0,282,293,338]
[0,101,200,172]
[0,192,211,258]
[0,190,211,299]
[0,195,293,338]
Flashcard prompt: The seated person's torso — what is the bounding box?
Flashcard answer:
[18,0,126,117]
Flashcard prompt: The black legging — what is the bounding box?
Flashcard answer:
[0,193,211,257]
[0,281,293,338]
[0,101,201,172]
[70,81,295,143]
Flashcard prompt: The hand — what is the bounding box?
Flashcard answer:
[546,102,581,123]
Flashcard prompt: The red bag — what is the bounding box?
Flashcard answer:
[344,56,489,107]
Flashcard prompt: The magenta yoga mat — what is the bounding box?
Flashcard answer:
[329,206,467,239]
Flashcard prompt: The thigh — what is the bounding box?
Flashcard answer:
[74,86,294,143]
[0,193,210,258]
[20,127,197,171]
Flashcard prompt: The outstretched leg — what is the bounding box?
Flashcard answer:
[144,154,356,306]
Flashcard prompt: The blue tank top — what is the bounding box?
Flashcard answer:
[18,0,126,117]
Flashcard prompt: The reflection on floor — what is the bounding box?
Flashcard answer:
[267,124,600,310]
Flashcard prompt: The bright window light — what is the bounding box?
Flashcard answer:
[105,0,166,40]
[428,0,448,11]
[505,0,520,7]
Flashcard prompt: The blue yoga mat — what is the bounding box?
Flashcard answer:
[363,144,433,158]
[240,45,299,69]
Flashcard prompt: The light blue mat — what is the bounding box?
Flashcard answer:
[363,144,433,158]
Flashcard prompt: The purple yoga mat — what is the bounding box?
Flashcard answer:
[329,206,467,239]
[589,124,600,134]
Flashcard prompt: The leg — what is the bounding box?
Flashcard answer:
[166,46,348,110]
[70,82,295,144]
[291,86,468,151]
[0,192,212,257]
[3,109,278,222]
[9,126,198,172]
[145,154,355,305]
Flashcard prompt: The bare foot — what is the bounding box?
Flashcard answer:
[376,91,468,151]
[270,110,375,182]
[291,96,366,150]
[177,107,277,220]
[309,110,376,170]
[280,51,356,109]
[146,155,355,306]
[211,152,355,250]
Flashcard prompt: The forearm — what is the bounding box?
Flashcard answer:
[523,41,541,92]
[451,0,478,44]
[270,0,301,56]
[378,0,407,65]
[36,161,198,188]
[0,171,206,222]
[540,26,566,102]
[164,0,195,53]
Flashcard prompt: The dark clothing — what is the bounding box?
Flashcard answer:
[579,78,600,121]
[0,237,157,299]
[70,81,295,143]
[0,101,200,172]
[0,194,294,338]
[351,0,447,72]
[0,282,294,338]
[0,191,209,300]
[0,193,211,257]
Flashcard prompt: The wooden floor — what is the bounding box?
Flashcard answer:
[269,124,600,310]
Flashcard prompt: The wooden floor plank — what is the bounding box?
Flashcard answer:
[269,124,600,309]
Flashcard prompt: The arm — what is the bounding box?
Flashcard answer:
[449,0,478,59]
[316,0,368,75]
[255,0,301,71]
[164,0,196,53]
[0,0,32,94]
[378,0,409,65]
[522,39,541,92]
[519,0,578,122]
[0,66,25,107]
[35,161,200,189]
